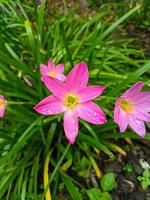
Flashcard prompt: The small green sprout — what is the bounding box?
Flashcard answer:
[100,172,116,191]
[137,169,150,190]
[87,188,112,200]
[123,163,134,172]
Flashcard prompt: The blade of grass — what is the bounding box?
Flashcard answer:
[61,173,82,200]
[109,60,150,96]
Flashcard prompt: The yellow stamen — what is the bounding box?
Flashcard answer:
[0,100,3,108]
[48,71,57,78]
[120,100,134,113]
[64,94,79,109]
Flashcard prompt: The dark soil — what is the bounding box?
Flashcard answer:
[103,140,150,200]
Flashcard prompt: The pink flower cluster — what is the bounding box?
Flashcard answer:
[34,60,150,143]
[0,59,149,143]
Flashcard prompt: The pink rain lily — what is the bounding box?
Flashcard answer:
[35,62,107,144]
[114,81,150,137]
[40,60,66,81]
[0,96,7,117]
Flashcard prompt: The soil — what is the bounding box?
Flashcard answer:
[103,140,150,200]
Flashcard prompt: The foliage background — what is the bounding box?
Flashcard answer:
[0,0,150,199]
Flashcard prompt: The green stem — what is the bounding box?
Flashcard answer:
[7,101,33,105]
[49,143,70,183]
[96,95,116,100]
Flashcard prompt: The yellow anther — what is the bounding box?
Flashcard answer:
[64,94,78,109]
[48,71,57,78]
[120,100,134,113]
[0,100,3,108]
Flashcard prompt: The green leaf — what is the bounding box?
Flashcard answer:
[87,5,141,55]
[141,181,149,190]
[109,60,150,97]
[143,169,150,178]
[87,188,102,200]
[61,173,82,200]
[87,188,112,200]
[101,192,112,200]
[100,173,116,191]
[78,132,114,158]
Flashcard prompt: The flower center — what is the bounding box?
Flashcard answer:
[0,100,3,108]
[120,99,134,113]
[48,71,57,78]
[64,94,78,109]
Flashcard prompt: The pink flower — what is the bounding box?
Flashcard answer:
[0,96,7,117]
[114,82,150,137]
[40,60,66,81]
[35,62,107,144]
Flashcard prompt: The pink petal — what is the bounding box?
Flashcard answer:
[65,62,89,92]
[43,77,67,100]
[129,116,146,137]
[114,102,120,124]
[134,108,150,122]
[57,74,66,81]
[133,91,150,104]
[48,60,55,71]
[78,86,105,103]
[56,64,65,73]
[118,109,129,132]
[123,81,144,98]
[64,110,79,144]
[40,64,48,75]
[0,96,7,117]
[77,101,107,125]
[34,95,66,115]
[114,100,129,132]
[140,101,150,112]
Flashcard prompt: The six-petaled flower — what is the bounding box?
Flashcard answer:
[114,82,150,137]
[40,60,66,81]
[35,62,107,144]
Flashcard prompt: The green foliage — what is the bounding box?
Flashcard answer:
[87,188,112,200]
[137,169,150,190]
[77,157,91,178]
[0,0,150,199]
[100,173,116,191]
[123,163,134,173]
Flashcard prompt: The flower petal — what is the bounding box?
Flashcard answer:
[114,101,120,124]
[123,81,144,97]
[140,101,150,112]
[78,86,105,103]
[134,108,150,122]
[43,77,67,100]
[77,101,107,125]
[64,110,79,144]
[34,95,66,115]
[48,60,55,71]
[129,116,146,137]
[0,96,7,117]
[57,74,66,81]
[40,64,48,75]
[56,64,65,73]
[118,109,129,132]
[114,102,128,132]
[133,91,150,104]
[65,62,89,92]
